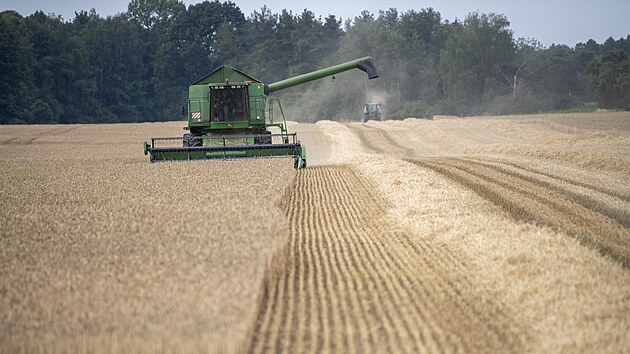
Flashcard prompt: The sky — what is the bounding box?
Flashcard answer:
[2,0,629,46]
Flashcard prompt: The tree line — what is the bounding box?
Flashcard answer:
[1,0,629,124]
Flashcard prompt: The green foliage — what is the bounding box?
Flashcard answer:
[439,12,514,114]
[0,11,34,123]
[524,45,585,96]
[549,102,598,113]
[587,51,630,110]
[397,100,434,119]
[0,3,628,124]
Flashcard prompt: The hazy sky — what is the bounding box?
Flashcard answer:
[3,0,629,46]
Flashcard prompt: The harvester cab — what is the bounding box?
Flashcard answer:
[143,57,379,168]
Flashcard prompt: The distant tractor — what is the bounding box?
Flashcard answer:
[362,103,382,122]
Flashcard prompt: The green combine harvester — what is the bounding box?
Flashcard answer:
[143,57,379,168]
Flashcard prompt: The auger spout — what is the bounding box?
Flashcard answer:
[264,57,379,94]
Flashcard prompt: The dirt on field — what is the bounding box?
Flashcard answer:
[1,112,630,353]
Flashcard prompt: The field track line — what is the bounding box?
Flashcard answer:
[0,137,17,145]
[361,124,416,156]
[410,158,630,268]
[345,124,410,156]
[460,157,630,228]
[246,166,527,353]
[467,156,630,203]
[344,124,382,154]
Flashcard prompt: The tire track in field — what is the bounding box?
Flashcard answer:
[1,127,80,145]
[462,157,630,228]
[471,156,630,203]
[247,166,527,353]
[345,124,384,154]
[410,158,630,267]
[346,124,410,156]
[361,124,416,157]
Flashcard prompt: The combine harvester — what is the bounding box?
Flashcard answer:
[144,57,379,168]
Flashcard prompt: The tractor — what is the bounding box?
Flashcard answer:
[362,103,382,122]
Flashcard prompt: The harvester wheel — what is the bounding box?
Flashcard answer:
[254,130,272,145]
[294,156,306,169]
[183,134,202,147]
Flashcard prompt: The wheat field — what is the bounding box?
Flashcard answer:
[1,112,629,353]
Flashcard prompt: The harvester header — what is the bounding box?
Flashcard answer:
[143,57,380,168]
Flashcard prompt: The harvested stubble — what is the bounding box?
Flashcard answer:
[410,157,630,266]
[287,114,630,352]
[355,154,630,352]
[0,123,296,352]
[247,165,526,353]
[2,112,630,353]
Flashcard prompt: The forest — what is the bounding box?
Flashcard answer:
[1,0,629,124]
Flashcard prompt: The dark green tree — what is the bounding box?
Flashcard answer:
[126,0,185,35]
[288,11,342,75]
[505,37,542,98]
[212,21,243,66]
[81,14,150,122]
[587,51,630,110]
[25,11,101,123]
[241,7,284,81]
[179,0,245,74]
[521,45,585,110]
[396,8,444,116]
[2,3,627,124]
[0,11,34,123]
[439,12,514,115]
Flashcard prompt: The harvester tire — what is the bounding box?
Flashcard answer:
[183,134,202,147]
[255,131,272,145]
[295,156,306,169]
